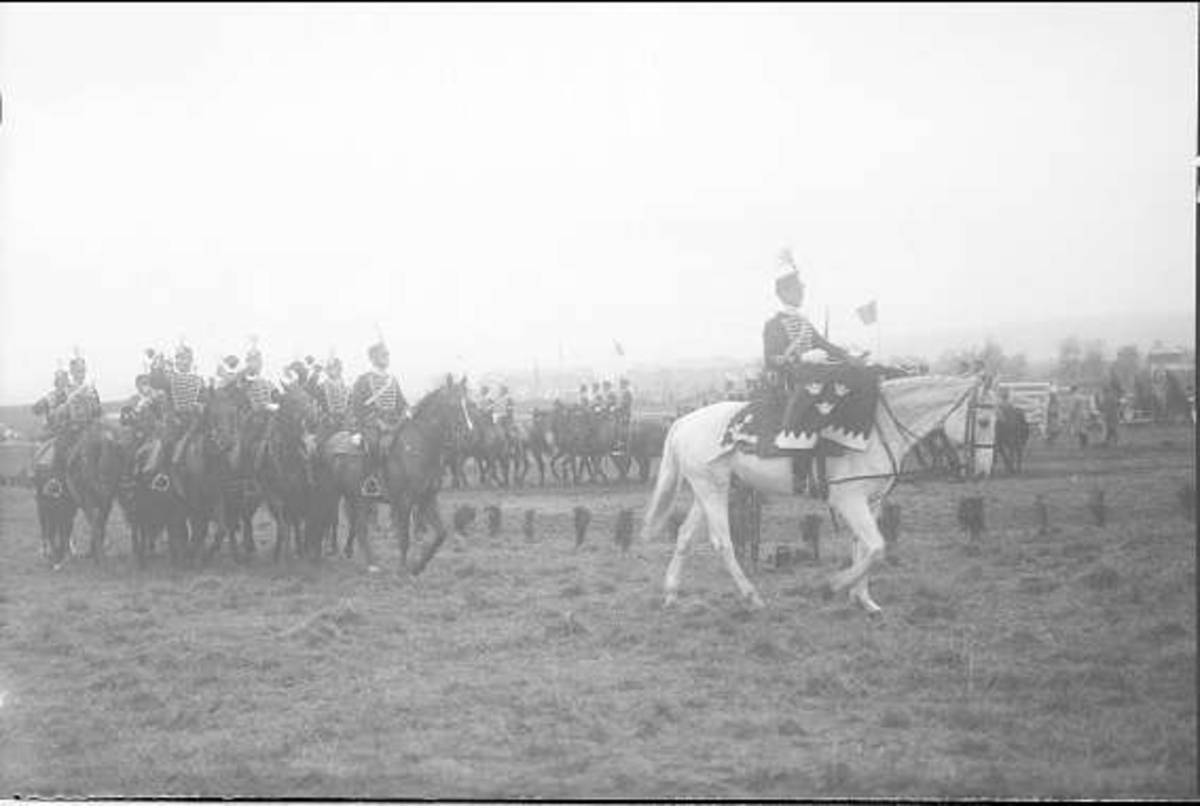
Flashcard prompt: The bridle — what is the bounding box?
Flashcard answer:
[822,376,995,501]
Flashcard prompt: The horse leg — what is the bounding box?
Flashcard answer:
[694,476,764,609]
[408,497,449,576]
[826,490,886,600]
[663,500,706,608]
[391,498,413,573]
[847,535,882,614]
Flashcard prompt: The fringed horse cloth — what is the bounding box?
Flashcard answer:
[724,364,880,454]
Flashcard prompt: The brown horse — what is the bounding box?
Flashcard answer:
[518,409,557,486]
[624,416,670,483]
[258,384,319,562]
[113,421,188,567]
[356,377,469,574]
[62,421,127,561]
[170,391,231,565]
[34,451,79,568]
[305,430,373,563]
[205,385,263,562]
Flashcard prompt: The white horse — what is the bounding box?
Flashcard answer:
[641,373,997,613]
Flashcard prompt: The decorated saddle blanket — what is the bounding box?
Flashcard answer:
[723,363,880,455]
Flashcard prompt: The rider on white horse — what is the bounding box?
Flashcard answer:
[762,250,855,495]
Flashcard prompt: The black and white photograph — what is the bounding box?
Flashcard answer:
[0,2,1195,799]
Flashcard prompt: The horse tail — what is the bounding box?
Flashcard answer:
[640,419,684,542]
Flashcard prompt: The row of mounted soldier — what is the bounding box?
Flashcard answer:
[31,339,641,503]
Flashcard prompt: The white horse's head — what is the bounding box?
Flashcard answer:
[942,374,997,478]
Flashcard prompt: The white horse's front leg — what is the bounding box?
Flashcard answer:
[827,491,885,597]
[847,539,883,614]
[695,478,764,609]
[663,501,705,608]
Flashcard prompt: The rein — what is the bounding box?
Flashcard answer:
[821,378,991,499]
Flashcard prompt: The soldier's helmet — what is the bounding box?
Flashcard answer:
[775,249,805,302]
[368,341,388,366]
[135,373,153,390]
[222,355,240,369]
[246,347,263,373]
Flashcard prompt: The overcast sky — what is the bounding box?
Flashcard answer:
[0,2,1195,403]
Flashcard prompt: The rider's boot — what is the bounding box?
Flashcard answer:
[791,452,811,496]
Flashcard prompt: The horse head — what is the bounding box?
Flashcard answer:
[941,373,997,478]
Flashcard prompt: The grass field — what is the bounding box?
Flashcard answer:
[0,425,1195,798]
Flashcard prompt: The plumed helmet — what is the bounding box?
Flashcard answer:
[326,355,343,373]
[368,341,388,362]
[774,247,804,299]
[69,354,87,373]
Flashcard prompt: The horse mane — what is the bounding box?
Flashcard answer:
[410,384,450,421]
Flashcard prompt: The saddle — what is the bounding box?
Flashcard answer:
[723,363,882,497]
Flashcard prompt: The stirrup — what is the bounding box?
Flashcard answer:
[361,474,383,498]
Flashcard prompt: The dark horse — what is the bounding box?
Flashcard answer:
[305,425,375,564]
[995,403,1031,475]
[205,385,264,562]
[623,416,670,483]
[34,444,80,568]
[355,376,469,574]
[169,390,236,565]
[54,421,126,563]
[114,419,188,567]
[258,384,319,562]
[517,409,557,486]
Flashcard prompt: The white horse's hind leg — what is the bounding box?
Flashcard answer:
[663,501,705,608]
[827,491,885,597]
[694,478,764,609]
[848,540,883,614]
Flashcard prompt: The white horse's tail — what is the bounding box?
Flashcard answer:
[640,420,684,541]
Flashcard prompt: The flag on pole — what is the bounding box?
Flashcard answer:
[856,300,878,326]
[614,340,625,357]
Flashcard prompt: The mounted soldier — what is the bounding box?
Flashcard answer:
[214,354,241,390]
[478,384,496,425]
[315,353,351,441]
[590,382,604,415]
[148,342,206,486]
[754,249,870,495]
[350,338,407,497]
[56,353,104,486]
[496,384,516,438]
[31,363,85,489]
[614,377,634,454]
[603,380,618,413]
[577,383,590,410]
[237,342,280,475]
[120,372,168,478]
